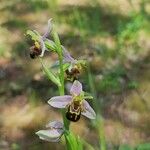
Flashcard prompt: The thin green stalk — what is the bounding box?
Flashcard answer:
[58,48,70,129]
[97,115,106,150]
[53,31,71,150]
[87,63,106,150]
[53,30,70,130]
[58,52,70,150]
[58,52,64,95]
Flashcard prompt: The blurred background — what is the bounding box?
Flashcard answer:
[0,0,150,149]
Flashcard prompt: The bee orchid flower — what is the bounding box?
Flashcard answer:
[36,121,64,142]
[48,80,96,122]
[27,19,53,58]
[62,47,86,81]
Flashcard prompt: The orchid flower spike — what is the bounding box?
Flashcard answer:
[29,19,52,58]
[36,121,64,142]
[48,80,96,122]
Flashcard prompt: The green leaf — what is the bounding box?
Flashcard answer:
[65,132,76,150]
[40,59,61,87]
[136,143,150,150]
[65,132,83,150]
[77,136,83,150]
[119,145,134,150]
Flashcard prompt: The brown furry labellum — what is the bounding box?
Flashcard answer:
[29,42,42,59]
[66,101,82,122]
[65,66,80,81]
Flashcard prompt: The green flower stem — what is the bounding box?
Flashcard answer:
[57,40,70,130]
[53,30,71,150]
[53,30,70,130]
[58,52,71,150]
[97,115,106,150]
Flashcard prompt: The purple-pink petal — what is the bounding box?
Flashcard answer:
[46,121,64,130]
[70,80,83,96]
[62,46,75,63]
[36,128,63,142]
[81,100,96,119]
[48,95,72,108]
[42,18,52,39]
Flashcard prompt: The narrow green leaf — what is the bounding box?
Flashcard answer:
[119,145,134,150]
[65,133,75,150]
[40,59,61,87]
[77,136,84,150]
[65,132,83,150]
